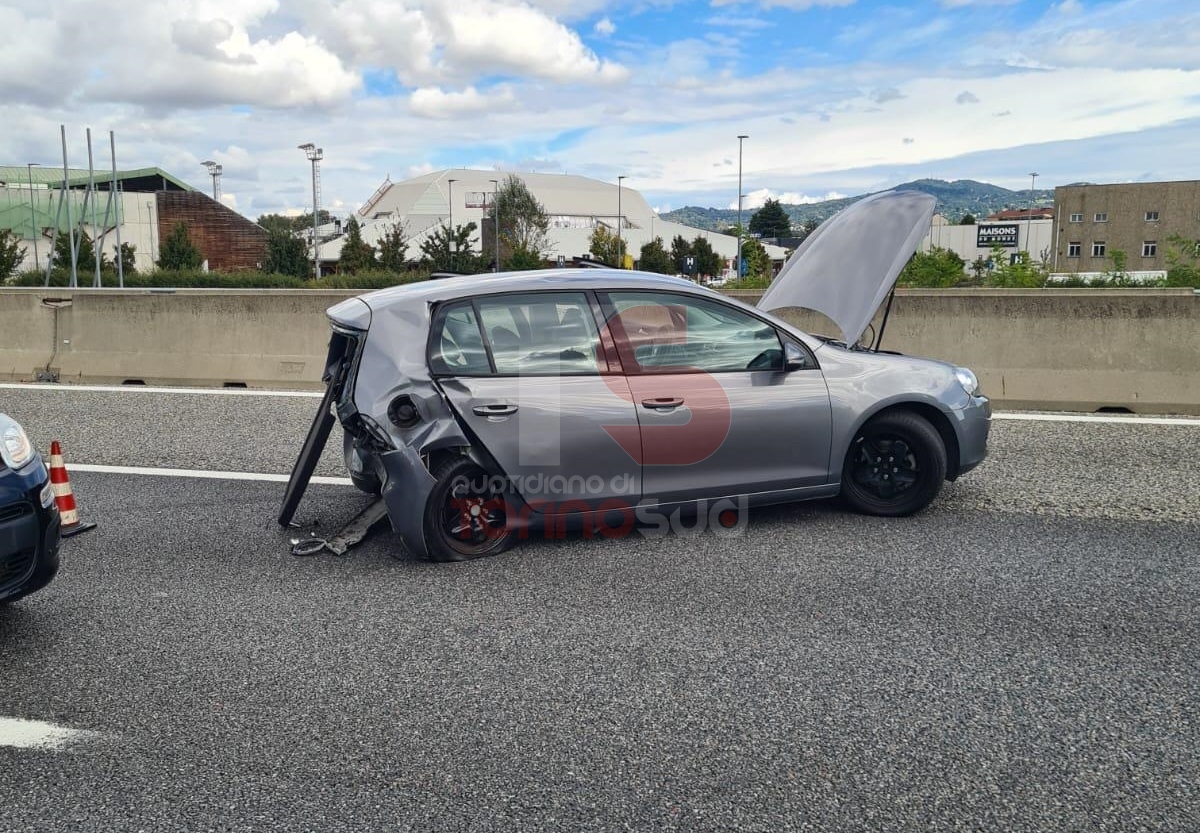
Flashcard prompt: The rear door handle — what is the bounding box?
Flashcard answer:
[473,403,518,417]
[641,397,684,410]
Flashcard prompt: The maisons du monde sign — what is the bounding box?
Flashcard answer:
[976,223,1019,248]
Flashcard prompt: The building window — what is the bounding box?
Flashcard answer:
[1094,212,1108,223]
[1142,241,1157,257]
[1069,213,1083,223]
[1092,241,1106,257]
[1145,211,1159,222]
[1067,242,1081,257]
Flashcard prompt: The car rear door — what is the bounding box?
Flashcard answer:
[432,291,642,512]
[598,290,832,503]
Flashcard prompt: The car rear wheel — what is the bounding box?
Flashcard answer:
[840,411,947,516]
[423,457,517,562]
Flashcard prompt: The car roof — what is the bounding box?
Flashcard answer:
[354,268,717,311]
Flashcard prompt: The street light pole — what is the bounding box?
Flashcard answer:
[737,135,748,278]
[298,143,323,279]
[202,160,223,201]
[489,178,500,272]
[447,178,458,265]
[616,175,626,268]
[1027,171,1038,260]
[26,163,39,271]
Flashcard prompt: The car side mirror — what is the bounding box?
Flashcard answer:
[784,342,811,371]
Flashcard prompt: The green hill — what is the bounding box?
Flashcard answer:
[660,179,1054,232]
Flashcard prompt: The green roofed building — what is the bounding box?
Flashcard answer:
[0,165,265,276]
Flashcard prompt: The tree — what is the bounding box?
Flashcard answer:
[638,236,674,274]
[0,230,26,280]
[263,228,310,277]
[338,217,377,273]
[959,214,977,225]
[377,220,410,272]
[1164,234,1200,288]
[488,174,550,268]
[970,255,989,281]
[257,210,332,236]
[158,222,204,271]
[985,244,1045,288]
[749,198,791,239]
[505,247,545,271]
[257,213,295,236]
[740,237,771,279]
[691,236,722,279]
[114,242,137,276]
[52,228,95,270]
[671,235,693,274]
[420,222,485,274]
[897,247,965,287]
[589,225,625,267]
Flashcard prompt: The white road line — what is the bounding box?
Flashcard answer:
[0,717,97,750]
[0,383,323,398]
[3,381,1198,426]
[992,413,1200,427]
[69,463,353,486]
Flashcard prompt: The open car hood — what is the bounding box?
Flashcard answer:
[756,189,936,345]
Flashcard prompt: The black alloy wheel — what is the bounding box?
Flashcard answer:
[840,411,947,517]
[423,457,516,562]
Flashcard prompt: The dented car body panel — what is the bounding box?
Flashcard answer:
[280,190,991,560]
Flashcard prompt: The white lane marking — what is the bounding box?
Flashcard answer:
[993,413,1200,427]
[0,383,322,398]
[0,717,98,750]
[69,463,353,486]
[3,382,1198,425]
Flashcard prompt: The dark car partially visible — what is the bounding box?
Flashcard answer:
[0,413,61,604]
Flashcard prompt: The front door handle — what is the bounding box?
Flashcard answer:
[641,397,684,410]
[473,403,518,417]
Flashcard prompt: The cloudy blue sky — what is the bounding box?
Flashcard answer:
[2,0,1197,218]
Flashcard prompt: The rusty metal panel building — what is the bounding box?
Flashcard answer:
[156,191,267,272]
[1054,181,1200,273]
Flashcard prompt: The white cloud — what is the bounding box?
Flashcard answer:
[313,0,627,86]
[410,85,517,119]
[711,0,855,8]
[594,17,615,36]
[731,188,850,209]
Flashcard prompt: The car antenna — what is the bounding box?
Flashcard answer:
[872,288,896,352]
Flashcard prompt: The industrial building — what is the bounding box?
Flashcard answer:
[1052,180,1200,274]
[321,169,790,276]
[919,212,1055,268]
[0,165,266,277]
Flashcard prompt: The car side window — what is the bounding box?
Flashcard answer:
[430,302,491,375]
[476,292,602,375]
[602,292,784,373]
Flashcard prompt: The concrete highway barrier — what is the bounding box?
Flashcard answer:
[2,286,1197,414]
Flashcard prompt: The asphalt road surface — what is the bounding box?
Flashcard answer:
[1,385,1198,832]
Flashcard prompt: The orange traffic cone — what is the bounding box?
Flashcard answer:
[48,441,97,538]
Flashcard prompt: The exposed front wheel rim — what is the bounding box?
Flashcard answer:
[850,433,921,501]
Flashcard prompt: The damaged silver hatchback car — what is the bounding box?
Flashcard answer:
[280,190,990,561]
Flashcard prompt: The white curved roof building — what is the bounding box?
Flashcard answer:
[318,168,789,272]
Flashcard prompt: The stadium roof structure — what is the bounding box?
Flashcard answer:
[0,165,194,192]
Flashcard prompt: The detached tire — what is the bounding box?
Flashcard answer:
[423,457,517,562]
[840,411,947,517]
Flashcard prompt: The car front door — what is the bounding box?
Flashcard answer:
[431,291,641,513]
[598,290,832,503]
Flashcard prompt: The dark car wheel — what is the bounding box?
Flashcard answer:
[840,411,947,517]
[423,457,517,562]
